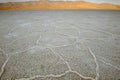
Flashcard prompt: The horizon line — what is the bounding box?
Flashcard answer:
[0,1,120,10]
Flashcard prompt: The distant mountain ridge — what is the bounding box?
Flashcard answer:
[0,1,120,10]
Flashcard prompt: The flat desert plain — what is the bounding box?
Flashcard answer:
[0,10,120,80]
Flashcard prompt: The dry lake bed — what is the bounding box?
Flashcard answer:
[0,10,120,80]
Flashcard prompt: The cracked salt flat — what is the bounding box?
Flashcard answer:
[0,11,120,80]
[83,38,120,69]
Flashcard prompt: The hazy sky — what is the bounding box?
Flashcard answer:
[0,0,119,4]
[84,0,120,4]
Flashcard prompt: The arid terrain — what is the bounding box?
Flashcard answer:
[0,1,120,10]
[0,10,120,80]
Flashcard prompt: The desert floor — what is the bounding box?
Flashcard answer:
[0,10,120,80]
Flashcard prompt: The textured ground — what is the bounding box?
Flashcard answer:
[0,10,120,80]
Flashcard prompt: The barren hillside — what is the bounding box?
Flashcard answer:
[0,1,120,10]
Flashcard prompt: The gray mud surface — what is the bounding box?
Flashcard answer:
[0,10,120,80]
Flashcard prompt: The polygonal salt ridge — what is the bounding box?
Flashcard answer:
[55,26,79,38]
[0,49,6,77]
[4,24,56,48]
[78,29,112,40]
[4,32,42,55]
[97,58,120,80]
[75,24,115,37]
[0,48,9,79]
[6,25,44,39]
[83,39,120,70]
[0,24,14,36]
[53,42,97,79]
[97,56,120,70]
[38,31,78,48]
[13,44,96,80]
[0,48,69,80]
[8,19,56,34]
[15,71,92,80]
[5,30,41,42]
